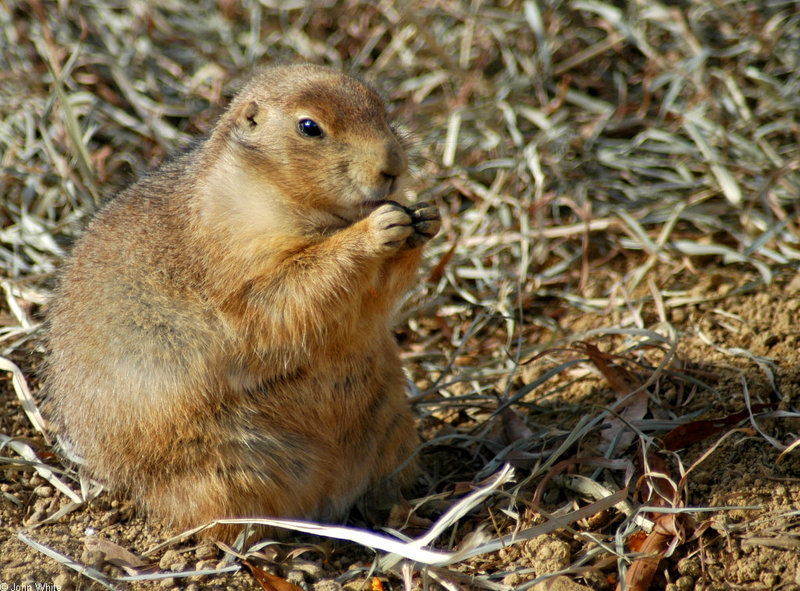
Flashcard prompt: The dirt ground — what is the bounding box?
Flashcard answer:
[2,264,800,590]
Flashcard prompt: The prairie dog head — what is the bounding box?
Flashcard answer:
[209,64,408,229]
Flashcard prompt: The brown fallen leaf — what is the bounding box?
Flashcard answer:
[482,406,546,469]
[661,403,773,451]
[245,561,305,591]
[618,514,690,591]
[501,406,535,442]
[83,536,148,576]
[577,342,648,453]
[578,342,643,396]
[627,530,648,552]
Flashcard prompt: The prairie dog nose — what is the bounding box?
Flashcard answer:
[381,139,407,180]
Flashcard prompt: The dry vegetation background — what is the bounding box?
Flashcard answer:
[2,0,800,589]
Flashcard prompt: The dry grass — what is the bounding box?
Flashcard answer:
[2,1,800,589]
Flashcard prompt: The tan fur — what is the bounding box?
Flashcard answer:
[42,64,440,540]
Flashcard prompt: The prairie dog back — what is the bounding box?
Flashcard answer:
[42,63,440,538]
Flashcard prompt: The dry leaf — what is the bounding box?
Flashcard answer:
[662,403,772,451]
[627,531,648,552]
[501,407,535,442]
[579,342,642,396]
[245,561,304,591]
[83,536,147,576]
[577,343,648,453]
[618,514,690,591]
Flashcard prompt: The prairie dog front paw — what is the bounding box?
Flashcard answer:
[367,202,413,254]
[405,202,441,248]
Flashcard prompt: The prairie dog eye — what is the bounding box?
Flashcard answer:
[298,118,323,138]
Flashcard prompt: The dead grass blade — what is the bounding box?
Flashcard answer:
[459,486,630,562]
[0,434,82,504]
[17,531,120,590]
[777,437,800,463]
[0,355,49,440]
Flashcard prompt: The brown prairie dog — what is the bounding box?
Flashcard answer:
[42,63,440,539]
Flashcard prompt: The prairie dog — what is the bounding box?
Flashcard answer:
[42,64,440,539]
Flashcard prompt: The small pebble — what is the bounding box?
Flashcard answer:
[34,485,54,498]
[290,559,324,578]
[196,559,218,571]
[677,556,700,577]
[195,541,218,560]
[53,573,74,591]
[159,549,187,572]
[286,570,307,586]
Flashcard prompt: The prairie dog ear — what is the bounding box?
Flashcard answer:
[237,100,260,129]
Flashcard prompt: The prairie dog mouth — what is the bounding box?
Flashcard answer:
[359,198,407,216]
[362,198,391,210]
[356,199,388,220]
